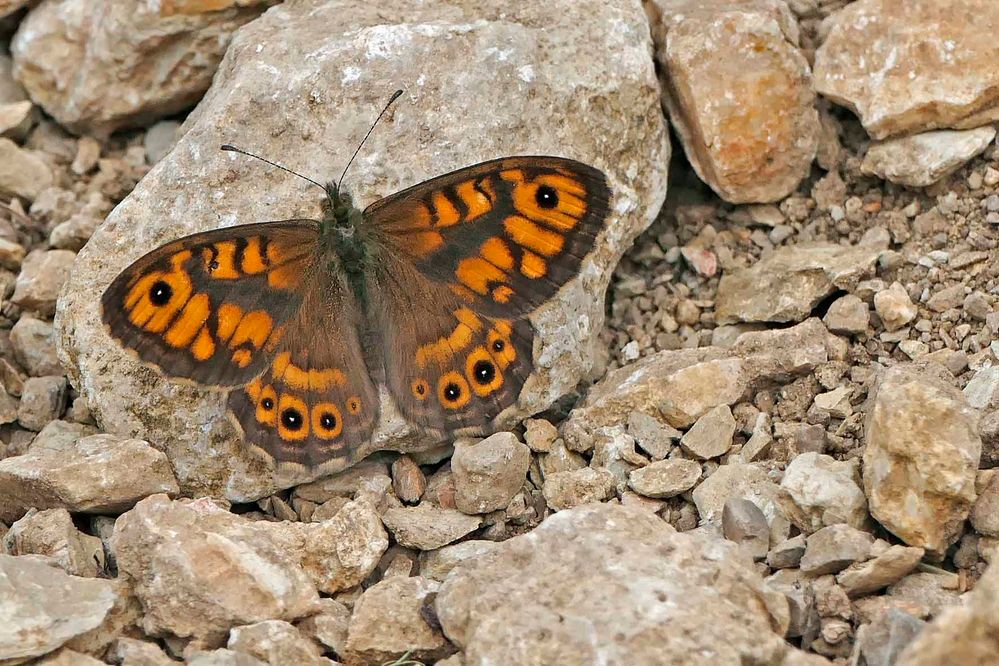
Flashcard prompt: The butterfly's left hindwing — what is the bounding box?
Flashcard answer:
[364,156,611,432]
[101,221,319,387]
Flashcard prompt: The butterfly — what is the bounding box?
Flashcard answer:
[101,97,611,471]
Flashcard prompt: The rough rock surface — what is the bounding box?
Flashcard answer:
[3,507,105,577]
[11,0,277,136]
[451,432,530,514]
[110,494,349,641]
[227,620,329,666]
[0,433,179,523]
[777,452,868,534]
[896,561,999,664]
[864,365,981,554]
[381,503,482,551]
[435,502,800,664]
[647,0,818,203]
[814,0,999,138]
[715,243,880,324]
[861,127,997,188]
[0,554,117,663]
[56,0,671,500]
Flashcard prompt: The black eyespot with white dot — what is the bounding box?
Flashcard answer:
[535,185,558,209]
[149,281,173,306]
[492,339,505,353]
[473,359,496,385]
[443,383,462,403]
[261,397,274,411]
[320,412,337,430]
[281,408,303,431]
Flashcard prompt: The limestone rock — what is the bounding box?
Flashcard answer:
[627,458,701,499]
[435,502,801,664]
[564,319,828,440]
[777,452,868,534]
[3,508,105,577]
[0,554,116,663]
[381,503,482,551]
[419,540,499,582]
[390,455,426,505]
[647,0,818,203]
[298,498,388,594]
[691,462,779,524]
[17,375,67,431]
[10,316,62,376]
[108,638,176,666]
[56,0,670,501]
[111,495,322,641]
[541,466,617,511]
[862,127,997,187]
[970,473,999,537]
[716,243,880,324]
[874,282,918,332]
[799,524,873,575]
[680,404,736,460]
[295,599,350,657]
[836,545,924,598]
[451,432,530,514]
[0,137,53,201]
[0,433,179,523]
[188,649,266,666]
[721,497,769,560]
[822,294,869,335]
[227,620,328,666]
[344,576,453,665]
[814,0,999,138]
[12,248,75,317]
[864,365,981,554]
[896,559,999,664]
[11,0,277,136]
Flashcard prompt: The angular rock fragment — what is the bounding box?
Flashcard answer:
[628,458,701,499]
[541,467,617,511]
[381,503,482,551]
[777,452,868,533]
[451,432,530,514]
[861,127,997,187]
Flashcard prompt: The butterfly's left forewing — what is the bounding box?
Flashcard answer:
[101,221,320,387]
[364,156,611,433]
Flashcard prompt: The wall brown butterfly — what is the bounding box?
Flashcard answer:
[101,92,611,470]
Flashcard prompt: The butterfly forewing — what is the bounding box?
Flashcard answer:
[101,221,320,387]
[363,156,610,432]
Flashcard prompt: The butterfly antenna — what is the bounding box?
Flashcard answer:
[220,144,326,192]
[335,89,404,196]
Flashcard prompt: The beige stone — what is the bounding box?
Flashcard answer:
[3,508,105,577]
[0,554,117,663]
[451,432,531,514]
[381,502,482,551]
[864,365,981,555]
[344,576,453,665]
[716,243,880,324]
[11,0,277,136]
[56,0,670,501]
[0,433,179,523]
[647,0,818,203]
[896,560,999,664]
[861,127,997,187]
[435,502,804,663]
[0,137,53,201]
[814,0,999,138]
[777,452,868,534]
[542,467,617,510]
[12,248,75,318]
[627,458,701,499]
[227,620,329,666]
[111,495,323,641]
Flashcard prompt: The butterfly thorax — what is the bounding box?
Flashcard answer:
[320,185,368,280]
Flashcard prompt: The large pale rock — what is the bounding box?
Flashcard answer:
[0,433,179,523]
[777,452,868,534]
[56,0,670,501]
[0,554,117,664]
[647,0,817,203]
[111,494,342,641]
[3,508,105,577]
[863,365,981,555]
[435,502,802,664]
[564,319,828,440]
[861,127,997,187]
[451,432,531,514]
[691,462,780,524]
[11,0,277,136]
[814,0,999,139]
[896,561,999,665]
[227,620,329,666]
[716,243,880,324]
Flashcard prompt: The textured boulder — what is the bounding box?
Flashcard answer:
[864,365,981,555]
[647,0,818,203]
[56,0,670,501]
[11,0,277,136]
[814,0,999,138]
[435,503,803,664]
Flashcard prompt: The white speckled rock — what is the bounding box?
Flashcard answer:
[861,127,997,188]
[814,0,999,139]
[55,0,670,501]
[11,0,277,136]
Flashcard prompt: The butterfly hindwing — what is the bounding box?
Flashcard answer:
[364,156,610,431]
[226,266,379,469]
[101,221,320,387]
